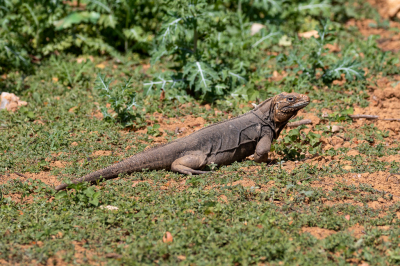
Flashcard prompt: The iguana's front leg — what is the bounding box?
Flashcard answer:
[254,135,272,163]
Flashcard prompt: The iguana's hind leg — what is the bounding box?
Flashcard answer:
[171,151,208,175]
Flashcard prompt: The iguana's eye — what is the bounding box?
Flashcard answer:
[287,97,294,102]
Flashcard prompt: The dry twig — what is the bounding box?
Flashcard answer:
[349,114,400,121]
[349,114,379,119]
[287,119,312,127]
[14,172,28,179]
[381,118,400,122]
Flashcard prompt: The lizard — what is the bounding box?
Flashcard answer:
[55,92,310,191]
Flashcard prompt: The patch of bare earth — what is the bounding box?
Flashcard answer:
[92,150,113,156]
[367,0,400,20]
[0,240,106,266]
[0,172,61,187]
[302,223,391,240]
[354,79,400,134]
[6,193,36,204]
[49,161,70,169]
[311,170,400,195]
[135,114,207,144]
[301,223,390,242]
[301,227,336,239]
[347,18,400,52]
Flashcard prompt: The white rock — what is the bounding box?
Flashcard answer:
[100,205,119,211]
[0,92,28,111]
[298,30,319,39]
[251,23,266,36]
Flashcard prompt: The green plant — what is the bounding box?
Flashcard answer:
[277,20,365,85]
[95,74,145,128]
[0,0,162,74]
[274,125,321,161]
[55,182,101,206]
[147,123,161,137]
[145,0,281,101]
[325,106,354,122]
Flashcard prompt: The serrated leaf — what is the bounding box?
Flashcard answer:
[98,14,117,28]
[323,58,365,82]
[183,61,219,94]
[54,12,100,30]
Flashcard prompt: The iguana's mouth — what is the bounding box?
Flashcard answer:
[281,101,309,112]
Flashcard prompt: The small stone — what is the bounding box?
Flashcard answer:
[251,23,266,35]
[298,30,319,39]
[100,205,119,211]
[163,232,173,243]
[331,125,343,133]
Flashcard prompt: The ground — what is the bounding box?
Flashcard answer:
[2,5,400,266]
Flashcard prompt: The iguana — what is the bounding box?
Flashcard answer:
[55,92,309,191]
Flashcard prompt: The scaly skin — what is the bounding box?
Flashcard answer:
[55,92,310,191]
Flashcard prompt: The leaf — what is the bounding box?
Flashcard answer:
[84,187,95,198]
[300,190,314,197]
[323,58,365,82]
[89,197,99,206]
[307,132,321,146]
[342,107,354,115]
[55,191,68,200]
[183,62,219,95]
[163,232,173,243]
[98,14,117,29]
[278,35,292,46]
[252,31,280,48]
[54,12,100,30]
[157,17,183,45]
[298,0,331,14]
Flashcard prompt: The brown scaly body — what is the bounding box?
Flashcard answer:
[55,92,309,191]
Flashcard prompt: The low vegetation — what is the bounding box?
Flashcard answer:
[1,0,400,265]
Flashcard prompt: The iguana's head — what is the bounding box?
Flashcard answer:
[255,92,310,137]
[272,92,310,123]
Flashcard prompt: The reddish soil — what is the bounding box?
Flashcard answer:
[302,223,391,240]
[347,19,400,52]
[135,113,207,144]
[0,172,61,187]
[0,240,106,266]
[367,0,400,19]
[301,227,336,239]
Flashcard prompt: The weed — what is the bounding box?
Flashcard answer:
[95,74,145,128]
[55,182,101,207]
[274,125,321,160]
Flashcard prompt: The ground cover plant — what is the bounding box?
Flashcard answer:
[1,0,400,265]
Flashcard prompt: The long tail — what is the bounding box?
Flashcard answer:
[55,148,175,191]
